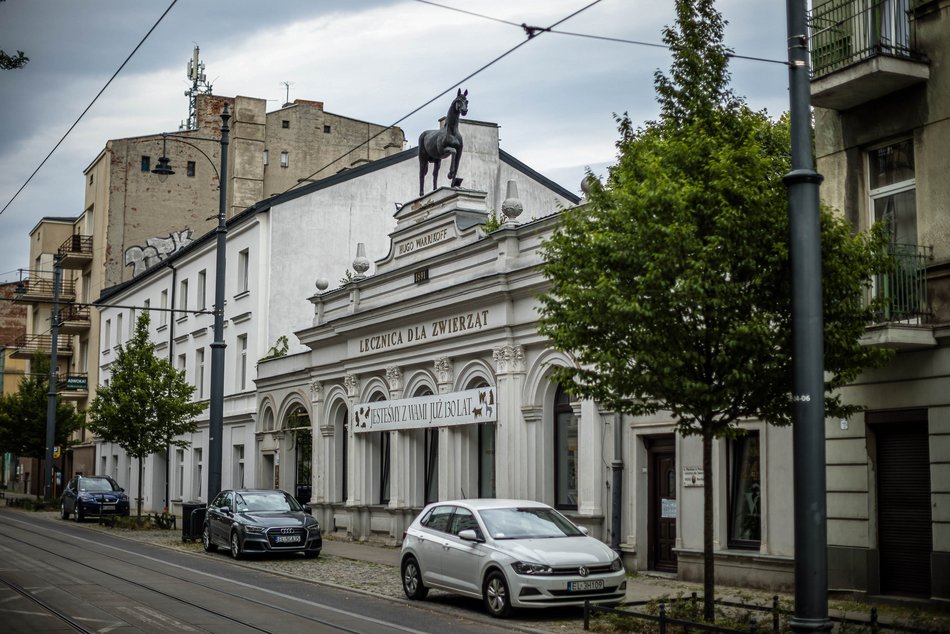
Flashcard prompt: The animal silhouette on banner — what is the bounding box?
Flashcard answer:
[418,89,468,197]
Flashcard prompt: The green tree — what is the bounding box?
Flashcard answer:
[538,0,892,622]
[0,352,84,461]
[0,1,29,70]
[88,313,204,517]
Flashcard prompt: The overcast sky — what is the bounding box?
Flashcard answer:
[0,0,790,283]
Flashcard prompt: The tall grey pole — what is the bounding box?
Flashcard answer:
[207,103,230,504]
[784,1,831,631]
[44,256,62,502]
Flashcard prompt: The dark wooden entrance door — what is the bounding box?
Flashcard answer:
[648,437,677,573]
[872,414,931,596]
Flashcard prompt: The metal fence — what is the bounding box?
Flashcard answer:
[875,243,931,323]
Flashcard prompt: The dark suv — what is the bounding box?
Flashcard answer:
[61,475,130,521]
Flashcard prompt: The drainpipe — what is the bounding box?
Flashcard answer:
[610,412,623,554]
[165,263,177,513]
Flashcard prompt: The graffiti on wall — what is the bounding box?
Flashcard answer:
[125,229,194,276]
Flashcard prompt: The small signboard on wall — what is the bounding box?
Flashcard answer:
[683,467,704,487]
[661,498,677,519]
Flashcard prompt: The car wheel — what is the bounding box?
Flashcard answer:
[304,549,320,559]
[483,570,512,618]
[401,556,428,600]
[229,530,243,560]
[202,524,216,552]
[60,502,70,520]
[75,507,84,523]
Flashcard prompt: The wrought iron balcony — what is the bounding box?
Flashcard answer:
[57,234,93,269]
[10,334,73,359]
[59,303,91,334]
[863,243,935,349]
[808,0,929,110]
[14,275,76,303]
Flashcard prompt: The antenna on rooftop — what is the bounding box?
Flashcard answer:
[281,81,295,108]
[181,45,214,131]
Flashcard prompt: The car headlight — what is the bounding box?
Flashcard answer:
[245,525,265,534]
[77,493,93,501]
[610,556,623,572]
[512,561,553,575]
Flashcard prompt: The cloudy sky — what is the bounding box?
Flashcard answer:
[0,0,790,283]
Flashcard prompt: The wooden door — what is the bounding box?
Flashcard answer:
[648,438,677,573]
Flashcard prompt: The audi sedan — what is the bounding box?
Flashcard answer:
[60,475,130,521]
[400,499,626,618]
[202,489,322,559]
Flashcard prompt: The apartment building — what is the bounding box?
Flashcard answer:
[14,91,405,492]
[809,0,949,602]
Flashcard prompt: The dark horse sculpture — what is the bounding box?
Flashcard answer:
[418,89,468,197]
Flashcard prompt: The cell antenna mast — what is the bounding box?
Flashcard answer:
[181,45,214,130]
[281,81,294,108]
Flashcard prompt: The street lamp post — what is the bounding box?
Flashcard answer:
[785,1,832,631]
[44,255,62,502]
[152,103,230,503]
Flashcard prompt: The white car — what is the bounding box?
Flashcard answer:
[400,499,626,618]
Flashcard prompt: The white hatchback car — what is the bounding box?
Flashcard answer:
[400,499,626,618]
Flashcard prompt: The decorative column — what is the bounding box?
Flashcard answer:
[575,399,604,517]
[433,357,458,499]
[309,380,326,504]
[492,345,528,498]
[343,374,361,506]
[385,366,408,508]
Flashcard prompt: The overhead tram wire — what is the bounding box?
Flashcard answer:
[278,0,605,196]
[0,0,179,220]
[412,0,789,65]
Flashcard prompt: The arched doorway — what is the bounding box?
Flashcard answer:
[283,404,312,504]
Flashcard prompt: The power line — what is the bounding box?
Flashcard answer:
[281,0,605,195]
[413,0,788,65]
[0,1,179,219]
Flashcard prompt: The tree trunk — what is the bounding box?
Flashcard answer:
[136,457,144,518]
[703,428,715,622]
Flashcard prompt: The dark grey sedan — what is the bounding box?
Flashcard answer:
[202,489,322,559]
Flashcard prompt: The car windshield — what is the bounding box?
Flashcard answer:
[478,506,584,540]
[79,478,116,492]
[235,491,300,512]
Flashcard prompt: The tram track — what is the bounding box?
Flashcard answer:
[0,573,97,633]
[0,512,417,633]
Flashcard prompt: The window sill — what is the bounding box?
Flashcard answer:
[233,290,250,301]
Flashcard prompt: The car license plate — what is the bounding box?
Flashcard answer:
[568,579,604,592]
[102,504,116,511]
[275,535,301,543]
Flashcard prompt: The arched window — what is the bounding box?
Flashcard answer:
[416,387,438,505]
[371,392,390,505]
[468,378,495,498]
[554,384,578,510]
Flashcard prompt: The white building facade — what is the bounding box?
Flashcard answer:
[256,187,798,591]
[94,119,580,516]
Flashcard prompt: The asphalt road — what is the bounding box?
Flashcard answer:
[0,509,532,633]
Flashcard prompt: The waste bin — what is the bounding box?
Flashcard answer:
[181,501,207,543]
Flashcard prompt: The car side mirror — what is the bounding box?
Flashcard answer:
[578,526,590,536]
[458,529,483,543]
[303,504,313,515]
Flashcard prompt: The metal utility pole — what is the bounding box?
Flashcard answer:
[784,0,832,631]
[44,256,62,502]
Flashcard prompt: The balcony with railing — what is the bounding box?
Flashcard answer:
[57,372,89,399]
[14,275,76,304]
[58,303,91,334]
[10,334,74,359]
[808,0,929,110]
[862,243,936,349]
[57,234,93,269]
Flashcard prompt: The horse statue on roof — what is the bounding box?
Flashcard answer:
[418,89,468,197]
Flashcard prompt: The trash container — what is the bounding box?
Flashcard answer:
[181,501,207,543]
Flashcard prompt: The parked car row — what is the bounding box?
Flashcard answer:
[61,483,624,619]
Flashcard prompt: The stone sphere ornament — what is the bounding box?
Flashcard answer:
[501,179,523,222]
